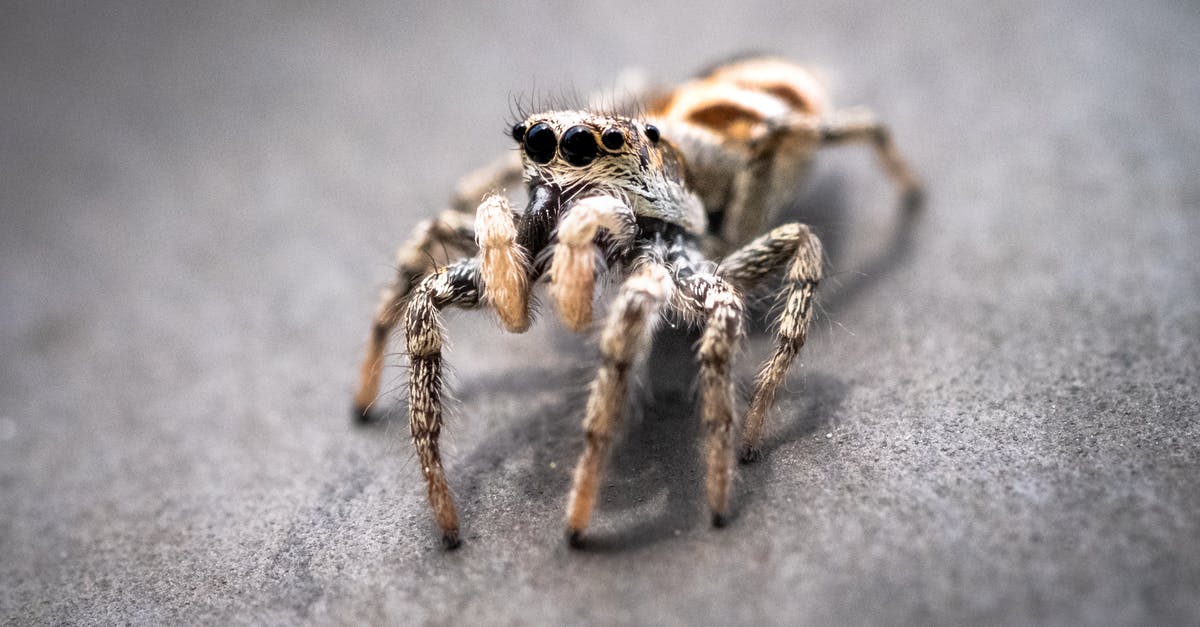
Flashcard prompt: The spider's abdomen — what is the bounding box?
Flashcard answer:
[651,57,828,138]
[647,57,829,241]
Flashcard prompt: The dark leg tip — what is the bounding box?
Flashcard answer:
[711,512,730,528]
[441,530,462,550]
[902,186,926,213]
[739,446,762,464]
[566,529,585,549]
[352,403,379,424]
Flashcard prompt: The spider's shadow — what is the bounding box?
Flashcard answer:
[385,328,848,553]
[361,170,919,552]
[570,330,849,552]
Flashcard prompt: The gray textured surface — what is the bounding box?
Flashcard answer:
[2,1,1199,624]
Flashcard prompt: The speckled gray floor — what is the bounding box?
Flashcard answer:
[2,1,1198,625]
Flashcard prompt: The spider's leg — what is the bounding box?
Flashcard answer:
[405,258,484,549]
[673,253,747,526]
[819,109,924,211]
[355,150,523,419]
[717,223,823,463]
[354,209,476,420]
[714,108,923,245]
[548,194,638,331]
[565,257,674,546]
[448,151,524,214]
[718,123,814,247]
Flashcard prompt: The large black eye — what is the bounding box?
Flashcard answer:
[524,123,556,164]
[511,123,526,142]
[644,124,661,144]
[560,125,598,166]
[601,127,624,150]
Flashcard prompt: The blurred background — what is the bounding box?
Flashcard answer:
[2,1,1198,624]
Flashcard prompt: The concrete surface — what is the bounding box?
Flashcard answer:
[2,1,1198,624]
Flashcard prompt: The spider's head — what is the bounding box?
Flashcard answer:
[510,111,683,198]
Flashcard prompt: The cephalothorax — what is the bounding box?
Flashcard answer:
[353,56,922,548]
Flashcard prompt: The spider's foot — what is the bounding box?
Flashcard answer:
[351,403,381,424]
[738,446,762,464]
[711,512,730,528]
[566,528,586,549]
[441,529,462,550]
[901,185,925,213]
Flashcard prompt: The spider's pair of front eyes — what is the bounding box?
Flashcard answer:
[512,122,659,167]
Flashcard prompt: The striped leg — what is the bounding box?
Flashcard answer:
[355,151,521,420]
[675,270,747,526]
[718,223,823,463]
[718,108,924,245]
[353,210,476,420]
[404,259,483,549]
[820,110,924,211]
[566,261,674,546]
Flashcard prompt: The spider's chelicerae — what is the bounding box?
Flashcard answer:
[354,56,922,549]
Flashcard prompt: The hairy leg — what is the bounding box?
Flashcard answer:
[717,223,824,463]
[355,148,523,419]
[717,108,924,245]
[449,151,524,214]
[717,117,818,247]
[404,259,484,549]
[674,266,746,526]
[565,259,674,546]
[548,194,638,331]
[353,210,476,419]
[819,109,924,210]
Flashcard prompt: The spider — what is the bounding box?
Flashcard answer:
[352,56,922,549]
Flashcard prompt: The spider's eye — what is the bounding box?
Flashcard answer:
[601,127,625,150]
[511,123,526,142]
[644,124,661,144]
[560,125,598,167]
[524,123,556,164]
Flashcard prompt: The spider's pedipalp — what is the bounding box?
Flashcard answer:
[477,192,531,332]
[548,194,638,331]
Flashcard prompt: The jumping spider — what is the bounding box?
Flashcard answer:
[353,56,922,549]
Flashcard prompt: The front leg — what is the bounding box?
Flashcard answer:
[405,258,484,549]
